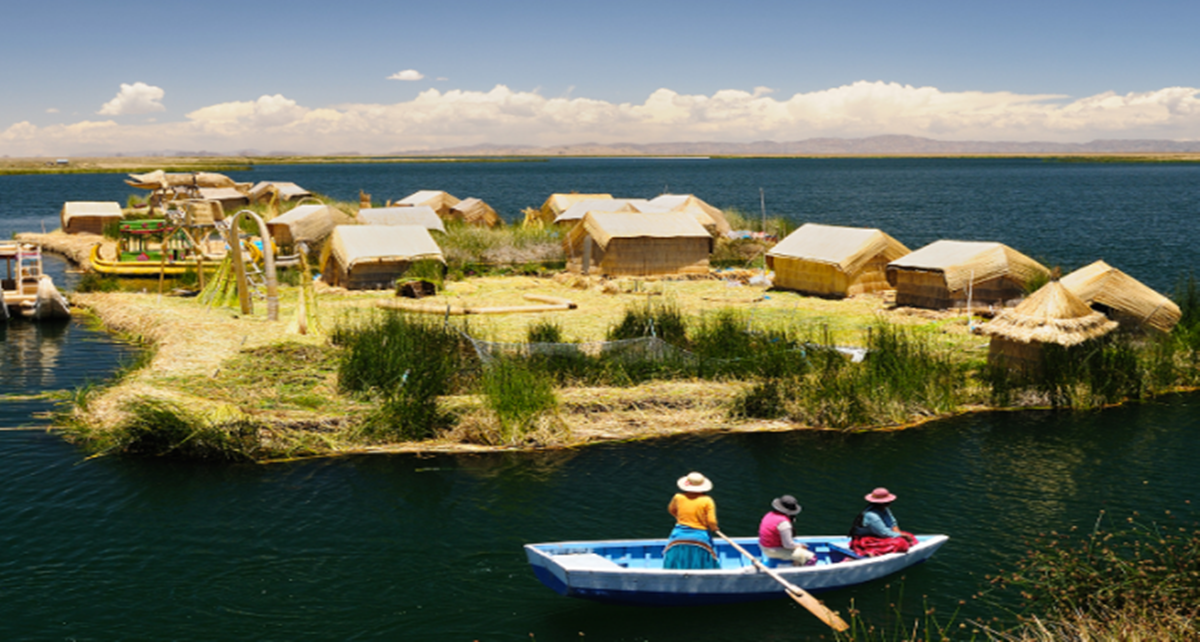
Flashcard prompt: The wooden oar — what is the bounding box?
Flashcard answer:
[716,530,848,632]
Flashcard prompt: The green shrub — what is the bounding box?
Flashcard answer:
[481,357,559,443]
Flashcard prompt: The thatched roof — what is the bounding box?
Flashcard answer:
[266,205,336,244]
[539,193,612,219]
[1060,260,1182,333]
[768,224,910,274]
[356,206,445,232]
[554,198,658,225]
[648,194,731,235]
[125,170,240,190]
[566,211,712,251]
[248,181,312,202]
[448,197,502,227]
[327,225,444,271]
[979,281,1118,346]
[394,190,460,216]
[887,240,1048,291]
[61,201,122,223]
[196,187,250,206]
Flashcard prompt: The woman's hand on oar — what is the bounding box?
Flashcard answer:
[716,530,849,632]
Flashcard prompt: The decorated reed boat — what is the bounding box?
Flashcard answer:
[1,241,71,321]
[525,534,948,606]
[87,219,234,277]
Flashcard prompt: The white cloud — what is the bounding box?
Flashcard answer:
[388,69,425,81]
[98,82,166,116]
[46,107,59,114]
[6,81,1200,156]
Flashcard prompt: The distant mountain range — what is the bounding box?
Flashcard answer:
[389,135,1200,157]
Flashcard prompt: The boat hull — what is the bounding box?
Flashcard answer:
[89,244,216,277]
[525,535,947,606]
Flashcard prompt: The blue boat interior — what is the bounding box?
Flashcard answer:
[537,539,870,571]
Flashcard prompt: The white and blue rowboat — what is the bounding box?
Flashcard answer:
[525,534,948,606]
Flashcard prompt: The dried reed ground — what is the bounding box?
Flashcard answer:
[67,275,990,456]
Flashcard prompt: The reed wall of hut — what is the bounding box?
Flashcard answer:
[890,270,1027,309]
[564,211,712,277]
[447,198,501,227]
[61,201,123,235]
[771,255,895,297]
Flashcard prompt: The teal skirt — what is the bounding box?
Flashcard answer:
[663,525,719,570]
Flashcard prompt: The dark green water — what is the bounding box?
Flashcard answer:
[2,159,1198,639]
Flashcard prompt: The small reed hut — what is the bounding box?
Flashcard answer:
[248,181,312,204]
[321,225,445,290]
[266,205,338,248]
[168,199,226,226]
[356,206,446,233]
[886,240,1049,310]
[61,201,123,235]
[564,211,712,277]
[648,194,732,237]
[1060,260,1182,333]
[196,187,250,212]
[767,223,910,298]
[535,193,612,226]
[447,197,502,227]
[980,280,1118,372]
[393,190,460,218]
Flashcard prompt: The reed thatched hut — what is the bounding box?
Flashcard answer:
[886,240,1049,310]
[266,205,339,248]
[1060,260,1182,333]
[648,194,732,236]
[979,280,1119,371]
[394,190,460,217]
[447,198,502,227]
[564,211,712,277]
[61,201,123,235]
[767,224,910,297]
[535,193,612,226]
[321,225,445,290]
[248,181,312,203]
[196,187,250,212]
[356,206,446,233]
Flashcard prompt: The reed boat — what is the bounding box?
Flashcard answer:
[87,219,244,277]
[525,534,948,606]
[1,241,71,321]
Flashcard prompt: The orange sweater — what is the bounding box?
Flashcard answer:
[668,493,718,531]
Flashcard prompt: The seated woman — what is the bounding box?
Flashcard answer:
[663,472,720,570]
[758,494,815,566]
[848,487,918,557]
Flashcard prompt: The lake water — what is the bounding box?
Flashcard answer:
[1,159,1198,640]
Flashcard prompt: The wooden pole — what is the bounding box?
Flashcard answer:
[716,531,849,632]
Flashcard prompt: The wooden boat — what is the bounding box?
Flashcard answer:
[525,534,948,606]
[1,241,71,321]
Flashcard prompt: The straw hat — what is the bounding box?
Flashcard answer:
[865,487,897,504]
[677,472,713,493]
[771,495,802,516]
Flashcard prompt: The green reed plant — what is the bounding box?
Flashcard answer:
[995,510,1200,623]
[606,299,688,345]
[111,398,262,461]
[481,356,560,444]
[333,311,473,440]
[74,271,123,293]
[526,319,564,344]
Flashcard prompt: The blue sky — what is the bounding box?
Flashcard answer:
[2,0,1198,155]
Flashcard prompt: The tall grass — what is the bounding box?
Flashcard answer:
[332,311,472,440]
[994,510,1200,627]
[111,398,262,461]
[481,357,560,444]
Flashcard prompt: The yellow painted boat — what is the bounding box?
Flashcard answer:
[88,244,217,277]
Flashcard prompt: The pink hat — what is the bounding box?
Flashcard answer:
[865,487,897,503]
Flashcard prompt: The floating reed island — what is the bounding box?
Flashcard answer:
[14,170,1199,462]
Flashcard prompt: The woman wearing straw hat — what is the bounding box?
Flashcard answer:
[848,487,918,557]
[663,472,721,570]
[758,495,816,566]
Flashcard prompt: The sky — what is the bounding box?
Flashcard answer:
[2,0,1199,156]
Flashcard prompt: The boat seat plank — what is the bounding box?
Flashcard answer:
[554,553,624,571]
